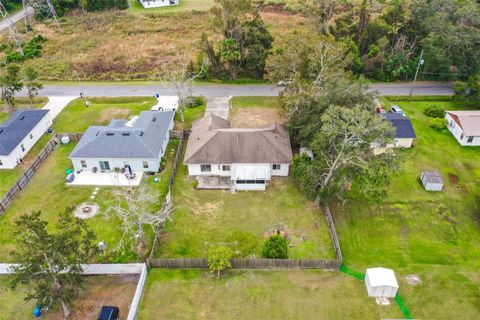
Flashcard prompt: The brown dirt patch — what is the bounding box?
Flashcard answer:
[230,108,284,128]
[98,108,131,122]
[49,275,139,320]
[448,173,459,185]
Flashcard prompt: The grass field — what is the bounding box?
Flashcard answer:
[0,138,180,262]
[52,97,157,132]
[128,0,214,13]
[0,274,138,319]
[333,97,480,319]
[157,147,335,259]
[138,269,404,320]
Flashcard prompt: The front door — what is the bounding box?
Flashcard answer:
[99,161,111,172]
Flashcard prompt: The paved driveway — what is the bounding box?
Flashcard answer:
[42,96,76,121]
[205,96,231,119]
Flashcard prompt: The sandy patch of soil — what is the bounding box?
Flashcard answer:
[98,108,131,123]
[230,108,284,128]
[49,275,139,320]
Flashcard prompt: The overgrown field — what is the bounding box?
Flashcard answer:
[3,7,309,81]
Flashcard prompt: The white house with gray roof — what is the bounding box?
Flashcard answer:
[69,111,174,174]
[138,0,178,9]
[0,109,51,169]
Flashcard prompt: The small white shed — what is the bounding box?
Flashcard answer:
[421,171,443,191]
[365,267,399,298]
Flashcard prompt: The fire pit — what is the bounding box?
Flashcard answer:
[74,203,99,219]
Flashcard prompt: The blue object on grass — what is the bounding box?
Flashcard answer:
[33,305,41,317]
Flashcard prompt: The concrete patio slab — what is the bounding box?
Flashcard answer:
[67,171,143,186]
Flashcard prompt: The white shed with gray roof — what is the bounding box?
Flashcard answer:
[421,171,443,191]
[69,111,174,174]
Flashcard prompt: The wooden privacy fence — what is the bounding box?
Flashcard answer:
[149,132,185,260]
[324,206,343,262]
[148,258,341,270]
[0,135,60,215]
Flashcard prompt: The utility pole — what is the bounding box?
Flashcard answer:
[409,49,424,100]
[0,1,25,56]
[23,0,61,29]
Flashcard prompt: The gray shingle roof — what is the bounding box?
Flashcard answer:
[69,111,174,159]
[383,113,416,139]
[0,109,50,156]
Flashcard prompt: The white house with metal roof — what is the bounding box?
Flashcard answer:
[0,109,51,169]
[138,0,178,9]
[445,111,480,146]
[69,111,174,174]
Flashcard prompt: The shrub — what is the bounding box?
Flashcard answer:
[429,118,446,131]
[453,81,468,96]
[262,235,288,259]
[423,105,445,118]
[185,96,204,108]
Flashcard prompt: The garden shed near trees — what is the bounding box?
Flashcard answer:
[421,171,444,191]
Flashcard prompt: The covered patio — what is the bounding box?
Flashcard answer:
[67,171,143,186]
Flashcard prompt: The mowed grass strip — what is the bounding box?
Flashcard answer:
[138,269,404,320]
[335,97,480,319]
[158,147,335,259]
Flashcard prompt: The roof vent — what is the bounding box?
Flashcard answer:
[122,133,130,136]
[20,116,25,120]
[106,133,114,136]
[0,129,3,134]
[152,117,157,122]
[139,132,144,136]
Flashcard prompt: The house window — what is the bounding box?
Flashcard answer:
[460,133,464,140]
[81,160,87,168]
[0,159,3,166]
[29,133,33,139]
[221,165,230,171]
[467,136,474,143]
[273,164,281,170]
[21,144,25,152]
[200,164,211,172]
[99,161,111,171]
[143,161,149,169]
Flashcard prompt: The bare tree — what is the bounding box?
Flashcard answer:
[306,0,342,35]
[159,50,205,122]
[107,185,173,256]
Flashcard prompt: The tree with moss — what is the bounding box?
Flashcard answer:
[23,66,43,106]
[207,246,233,278]
[0,64,23,112]
[262,235,288,259]
[10,210,98,319]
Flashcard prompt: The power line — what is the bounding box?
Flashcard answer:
[0,1,25,56]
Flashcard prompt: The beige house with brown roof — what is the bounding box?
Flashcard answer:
[445,111,480,146]
[184,114,293,190]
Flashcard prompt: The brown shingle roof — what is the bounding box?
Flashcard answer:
[184,114,293,164]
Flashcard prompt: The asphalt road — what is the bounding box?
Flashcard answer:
[24,82,453,98]
[0,7,33,33]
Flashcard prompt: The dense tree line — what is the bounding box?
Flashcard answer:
[280,0,480,81]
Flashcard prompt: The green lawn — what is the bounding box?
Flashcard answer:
[333,97,480,319]
[138,269,404,320]
[174,102,206,130]
[0,139,180,262]
[231,96,282,109]
[128,0,214,13]
[52,97,157,133]
[157,146,335,259]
